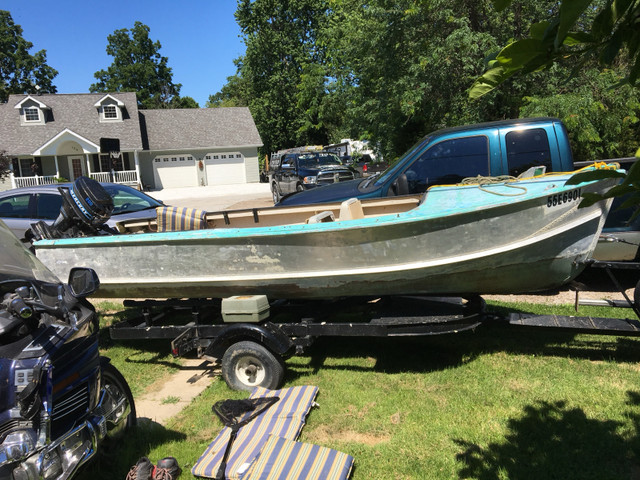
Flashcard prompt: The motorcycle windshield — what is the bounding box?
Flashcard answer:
[0,220,59,284]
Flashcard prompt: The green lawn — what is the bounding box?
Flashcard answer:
[80,300,640,479]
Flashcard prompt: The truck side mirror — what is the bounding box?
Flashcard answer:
[68,268,100,297]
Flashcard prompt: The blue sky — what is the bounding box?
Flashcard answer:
[3,0,245,107]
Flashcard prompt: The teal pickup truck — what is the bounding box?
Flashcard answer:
[277,117,575,206]
[277,117,638,263]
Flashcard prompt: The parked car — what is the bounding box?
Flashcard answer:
[0,182,163,240]
[269,152,359,203]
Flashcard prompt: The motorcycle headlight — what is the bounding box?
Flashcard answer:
[0,429,37,466]
[302,176,317,184]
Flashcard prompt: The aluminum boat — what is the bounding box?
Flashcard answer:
[33,167,618,299]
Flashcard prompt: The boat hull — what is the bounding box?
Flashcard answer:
[34,175,617,299]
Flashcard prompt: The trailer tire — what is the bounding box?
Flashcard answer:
[222,341,284,391]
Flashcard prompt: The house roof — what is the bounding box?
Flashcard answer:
[0,93,263,156]
[0,92,143,155]
[140,107,262,151]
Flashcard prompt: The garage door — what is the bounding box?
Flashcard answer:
[153,155,197,189]
[204,152,246,186]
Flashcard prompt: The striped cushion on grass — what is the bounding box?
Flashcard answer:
[156,206,207,232]
[243,435,354,480]
[192,385,319,479]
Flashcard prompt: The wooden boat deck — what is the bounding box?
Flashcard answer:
[116,195,423,234]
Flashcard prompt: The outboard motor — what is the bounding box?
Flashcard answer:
[29,176,115,240]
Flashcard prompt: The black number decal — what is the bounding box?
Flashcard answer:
[547,189,581,208]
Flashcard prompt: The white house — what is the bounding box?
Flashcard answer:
[0,92,263,191]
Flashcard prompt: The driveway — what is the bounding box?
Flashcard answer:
[148,182,272,211]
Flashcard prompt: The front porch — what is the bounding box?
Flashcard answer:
[12,169,140,188]
[9,129,141,189]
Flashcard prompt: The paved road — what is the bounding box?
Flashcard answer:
[148,182,273,211]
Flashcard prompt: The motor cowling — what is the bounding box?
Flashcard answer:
[29,176,115,240]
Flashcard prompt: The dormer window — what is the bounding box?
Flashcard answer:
[14,95,49,126]
[24,107,40,122]
[95,94,125,123]
[103,105,118,119]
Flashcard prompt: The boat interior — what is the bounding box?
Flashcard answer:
[116,195,424,234]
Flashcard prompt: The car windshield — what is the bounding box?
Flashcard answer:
[298,153,343,168]
[0,220,59,283]
[101,184,163,214]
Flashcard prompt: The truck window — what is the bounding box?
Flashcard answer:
[505,128,552,177]
[405,136,489,193]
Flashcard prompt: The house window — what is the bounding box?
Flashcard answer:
[103,105,118,119]
[24,108,40,122]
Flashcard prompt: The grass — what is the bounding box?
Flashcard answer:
[78,300,640,479]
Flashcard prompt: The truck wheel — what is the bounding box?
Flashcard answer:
[272,185,281,204]
[222,341,284,391]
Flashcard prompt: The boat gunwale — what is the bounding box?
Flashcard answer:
[32,172,612,249]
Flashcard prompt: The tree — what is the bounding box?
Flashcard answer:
[234,0,330,153]
[470,1,640,95]
[469,0,640,156]
[0,10,58,103]
[90,22,196,109]
[207,69,249,108]
[0,151,11,181]
[319,0,574,160]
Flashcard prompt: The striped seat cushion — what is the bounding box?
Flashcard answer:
[192,385,319,479]
[243,435,354,480]
[156,206,207,232]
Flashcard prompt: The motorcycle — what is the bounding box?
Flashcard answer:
[0,219,135,480]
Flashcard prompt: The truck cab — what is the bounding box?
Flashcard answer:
[277,118,574,206]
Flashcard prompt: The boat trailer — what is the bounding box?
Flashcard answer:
[108,261,640,391]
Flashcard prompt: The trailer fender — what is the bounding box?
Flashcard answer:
[203,322,294,360]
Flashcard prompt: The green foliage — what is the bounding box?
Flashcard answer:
[206,70,248,107]
[227,1,640,162]
[90,22,195,109]
[0,10,58,103]
[318,0,573,159]
[470,0,640,99]
[0,151,11,181]
[234,0,330,153]
[520,69,640,160]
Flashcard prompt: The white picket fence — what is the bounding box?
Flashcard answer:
[13,170,139,188]
[13,175,58,188]
[90,170,139,185]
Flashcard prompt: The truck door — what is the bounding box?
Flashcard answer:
[390,135,490,195]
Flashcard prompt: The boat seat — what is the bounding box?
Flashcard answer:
[339,198,364,221]
[306,211,335,224]
[156,206,207,232]
[191,385,319,480]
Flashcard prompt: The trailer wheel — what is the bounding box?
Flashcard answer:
[222,341,284,391]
